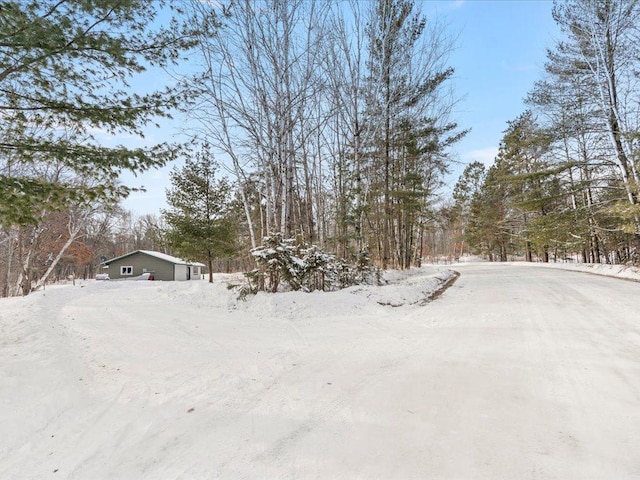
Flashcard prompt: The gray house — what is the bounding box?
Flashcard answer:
[103,250,205,281]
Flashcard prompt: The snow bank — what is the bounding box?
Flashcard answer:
[504,261,640,282]
[235,266,458,317]
[0,266,456,479]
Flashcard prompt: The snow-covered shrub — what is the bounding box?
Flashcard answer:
[244,235,381,295]
[354,247,381,285]
[250,233,304,293]
[300,245,334,292]
[325,247,381,289]
[238,268,263,299]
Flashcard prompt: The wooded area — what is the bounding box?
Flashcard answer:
[1,0,639,297]
[453,0,640,265]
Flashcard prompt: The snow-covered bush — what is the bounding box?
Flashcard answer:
[354,247,381,285]
[249,233,303,293]
[300,245,334,292]
[243,234,380,295]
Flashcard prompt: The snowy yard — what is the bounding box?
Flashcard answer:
[1,263,639,479]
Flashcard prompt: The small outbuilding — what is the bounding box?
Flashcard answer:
[102,250,205,281]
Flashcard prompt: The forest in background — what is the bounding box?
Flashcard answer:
[1,0,639,297]
[453,0,640,266]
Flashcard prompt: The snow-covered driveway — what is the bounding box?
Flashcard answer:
[1,264,639,479]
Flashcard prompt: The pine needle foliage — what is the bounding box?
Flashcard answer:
[163,144,236,283]
[244,233,380,296]
[0,0,199,226]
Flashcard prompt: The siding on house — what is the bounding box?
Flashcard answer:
[108,255,174,280]
[103,250,205,281]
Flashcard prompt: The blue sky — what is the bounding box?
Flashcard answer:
[121,0,560,216]
[431,0,559,169]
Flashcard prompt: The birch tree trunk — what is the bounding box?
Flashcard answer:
[553,0,640,233]
[188,0,326,245]
[33,224,83,291]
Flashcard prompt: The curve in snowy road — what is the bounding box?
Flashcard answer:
[416,263,640,479]
[1,264,639,479]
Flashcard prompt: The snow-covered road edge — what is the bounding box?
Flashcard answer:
[232,267,460,318]
[445,259,640,282]
[422,269,461,303]
[504,261,640,282]
[374,267,459,307]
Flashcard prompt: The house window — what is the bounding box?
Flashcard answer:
[120,266,133,276]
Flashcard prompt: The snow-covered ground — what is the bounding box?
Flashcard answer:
[0,267,455,479]
[508,259,640,282]
[456,255,640,283]
[1,262,638,479]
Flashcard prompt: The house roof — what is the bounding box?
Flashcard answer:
[103,250,206,267]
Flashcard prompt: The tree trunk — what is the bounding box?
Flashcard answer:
[33,229,82,291]
[207,251,214,283]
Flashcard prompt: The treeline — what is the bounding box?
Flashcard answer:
[1,209,161,297]
[11,0,639,297]
[452,0,640,265]
[0,0,197,296]
[185,0,465,269]
[1,0,465,296]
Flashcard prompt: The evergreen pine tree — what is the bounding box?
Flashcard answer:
[0,0,198,226]
[163,145,236,283]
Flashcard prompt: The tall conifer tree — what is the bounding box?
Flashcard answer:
[163,145,235,282]
[0,0,197,226]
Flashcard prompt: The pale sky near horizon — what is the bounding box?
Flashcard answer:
[121,0,560,217]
